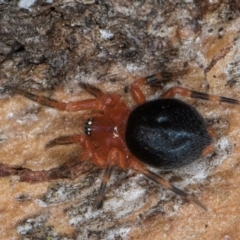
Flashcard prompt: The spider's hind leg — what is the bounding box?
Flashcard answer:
[161,86,239,105]
[131,72,239,106]
[129,160,207,211]
[144,169,207,211]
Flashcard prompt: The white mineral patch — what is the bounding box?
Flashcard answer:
[18,0,36,9]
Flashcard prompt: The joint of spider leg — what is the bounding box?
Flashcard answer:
[146,72,173,86]
[146,74,159,84]
[84,118,93,136]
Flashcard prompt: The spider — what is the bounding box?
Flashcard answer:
[1,73,238,211]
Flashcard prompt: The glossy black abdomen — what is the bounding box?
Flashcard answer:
[125,98,213,169]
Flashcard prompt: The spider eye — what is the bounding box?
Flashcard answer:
[84,118,93,135]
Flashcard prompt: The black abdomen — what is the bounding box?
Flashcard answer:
[125,98,212,169]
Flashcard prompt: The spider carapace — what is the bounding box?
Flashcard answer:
[2,73,239,210]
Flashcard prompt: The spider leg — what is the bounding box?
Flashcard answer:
[19,160,93,182]
[202,143,215,157]
[94,147,126,208]
[46,134,96,166]
[161,86,239,105]
[129,159,207,211]
[45,135,83,148]
[80,83,106,98]
[94,165,113,209]
[77,84,121,108]
[143,169,207,211]
[131,73,239,105]
[0,160,93,182]
[145,72,174,86]
[0,163,18,177]
[130,72,178,104]
[6,87,103,111]
[130,78,147,104]
[9,134,98,182]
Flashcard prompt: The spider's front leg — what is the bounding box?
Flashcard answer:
[5,85,114,112]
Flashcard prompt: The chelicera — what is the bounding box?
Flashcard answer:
[1,73,238,210]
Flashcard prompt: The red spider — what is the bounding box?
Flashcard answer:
[1,73,238,210]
